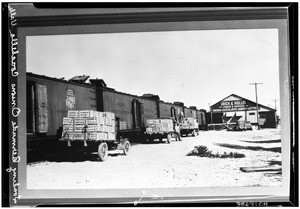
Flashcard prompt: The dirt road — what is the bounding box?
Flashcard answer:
[27,128,282,189]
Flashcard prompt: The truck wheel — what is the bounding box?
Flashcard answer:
[123,141,130,155]
[98,142,108,161]
[167,133,172,144]
[192,130,196,137]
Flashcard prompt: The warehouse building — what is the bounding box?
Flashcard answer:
[206,94,278,129]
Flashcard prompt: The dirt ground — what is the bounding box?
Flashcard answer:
[27,128,282,189]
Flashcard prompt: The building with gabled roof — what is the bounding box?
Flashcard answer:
[207,94,278,128]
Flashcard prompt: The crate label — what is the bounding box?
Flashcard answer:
[63,125,74,132]
[74,118,86,125]
[67,110,79,118]
[73,133,85,140]
[86,117,97,125]
[87,125,97,132]
[74,125,85,132]
[63,117,74,125]
[79,110,97,118]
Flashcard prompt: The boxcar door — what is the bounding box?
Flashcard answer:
[132,100,138,129]
[35,84,49,133]
[171,107,176,119]
[132,100,137,129]
[132,99,143,129]
[27,81,36,133]
[139,102,144,127]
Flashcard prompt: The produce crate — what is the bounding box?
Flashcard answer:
[119,121,127,130]
[63,117,74,125]
[146,119,173,134]
[61,110,116,142]
[180,117,198,129]
[74,118,86,125]
[67,110,79,118]
[63,124,74,132]
[79,110,98,118]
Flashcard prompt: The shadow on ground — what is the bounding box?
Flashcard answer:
[215,143,281,153]
[241,139,281,144]
[240,166,282,173]
[27,139,175,164]
[267,160,282,166]
[27,150,126,164]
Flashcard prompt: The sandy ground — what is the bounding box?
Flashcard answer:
[27,128,282,189]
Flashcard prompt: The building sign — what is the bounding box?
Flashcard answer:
[212,100,259,112]
[66,88,75,109]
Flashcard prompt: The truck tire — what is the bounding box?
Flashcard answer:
[167,133,172,144]
[123,141,130,155]
[98,142,108,161]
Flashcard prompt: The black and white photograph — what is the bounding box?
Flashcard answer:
[26,27,282,189]
[3,3,297,206]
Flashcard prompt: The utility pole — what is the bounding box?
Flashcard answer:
[272,99,279,127]
[249,83,263,129]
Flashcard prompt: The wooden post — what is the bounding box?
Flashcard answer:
[249,83,263,129]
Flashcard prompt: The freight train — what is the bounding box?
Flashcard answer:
[26,72,207,152]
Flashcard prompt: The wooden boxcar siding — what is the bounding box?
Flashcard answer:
[159,102,173,118]
[102,90,134,130]
[158,102,184,119]
[196,110,201,125]
[184,108,197,118]
[27,75,97,136]
[138,98,158,125]
[102,90,159,129]
[196,110,206,126]
[200,111,206,125]
[173,105,184,116]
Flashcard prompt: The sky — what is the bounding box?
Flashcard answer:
[27,29,280,112]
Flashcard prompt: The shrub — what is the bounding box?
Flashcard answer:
[187,145,214,158]
[187,145,245,158]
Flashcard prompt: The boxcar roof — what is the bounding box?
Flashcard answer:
[27,72,95,88]
[27,72,204,111]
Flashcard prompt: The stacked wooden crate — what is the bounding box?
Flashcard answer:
[119,121,127,130]
[62,110,116,141]
[145,119,173,134]
[180,117,198,129]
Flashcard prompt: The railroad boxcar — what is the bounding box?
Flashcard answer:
[26,73,208,157]
[197,109,207,130]
[98,87,159,139]
[158,101,184,120]
[184,106,197,118]
[27,73,97,150]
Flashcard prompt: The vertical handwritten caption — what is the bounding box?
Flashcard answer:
[7,5,21,204]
